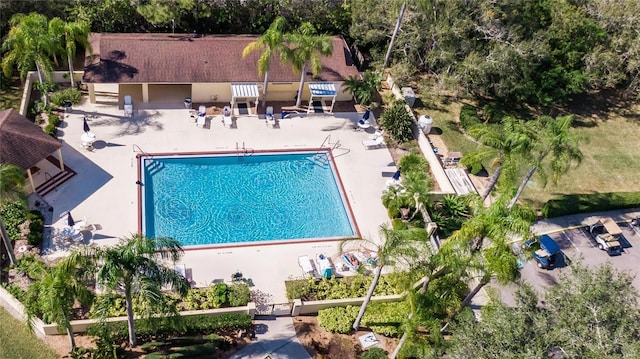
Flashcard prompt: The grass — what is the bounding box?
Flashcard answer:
[0,77,24,111]
[0,307,58,359]
[412,88,640,208]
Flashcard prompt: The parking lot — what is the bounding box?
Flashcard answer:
[494,215,640,306]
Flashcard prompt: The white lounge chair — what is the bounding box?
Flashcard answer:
[124,95,133,117]
[197,105,206,128]
[298,255,317,278]
[265,106,276,128]
[362,136,385,149]
[222,106,233,128]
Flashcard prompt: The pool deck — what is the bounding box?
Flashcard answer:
[41,93,395,302]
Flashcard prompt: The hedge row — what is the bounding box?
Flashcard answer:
[317,301,409,337]
[87,313,252,342]
[285,272,414,301]
[542,192,640,218]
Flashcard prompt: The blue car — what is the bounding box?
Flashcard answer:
[527,235,561,269]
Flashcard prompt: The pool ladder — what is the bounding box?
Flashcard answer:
[236,142,254,158]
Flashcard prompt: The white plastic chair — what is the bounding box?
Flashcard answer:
[124,95,133,117]
[265,106,276,127]
[222,106,233,128]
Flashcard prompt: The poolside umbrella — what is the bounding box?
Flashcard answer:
[83,117,91,133]
[67,212,75,227]
[392,167,401,181]
[362,109,370,121]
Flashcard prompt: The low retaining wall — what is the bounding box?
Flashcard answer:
[292,294,404,316]
[385,75,455,195]
[1,286,256,336]
[19,71,84,116]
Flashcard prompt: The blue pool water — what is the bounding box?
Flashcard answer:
[142,152,356,246]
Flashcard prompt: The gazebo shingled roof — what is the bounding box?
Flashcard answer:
[0,109,62,171]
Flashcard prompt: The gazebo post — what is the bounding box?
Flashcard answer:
[57,148,64,170]
[27,170,36,194]
[330,96,336,113]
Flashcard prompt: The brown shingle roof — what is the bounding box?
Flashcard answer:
[83,33,359,84]
[0,109,62,171]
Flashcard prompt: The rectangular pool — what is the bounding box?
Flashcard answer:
[138,150,358,247]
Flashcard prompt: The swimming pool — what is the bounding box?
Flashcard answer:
[138,150,358,247]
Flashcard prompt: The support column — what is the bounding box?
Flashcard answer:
[330,95,336,113]
[27,171,36,194]
[57,149,64,171]
[142,83,149,104]
[88,83,96,103]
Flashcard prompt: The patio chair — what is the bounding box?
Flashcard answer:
[362,136,385,149]
[222,106,233,128]
[298,255,318,278]
[197,106,206,128]
[265,106,276,128]
[124,95,133,117]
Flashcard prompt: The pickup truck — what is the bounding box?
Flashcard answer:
[588,217,623,255]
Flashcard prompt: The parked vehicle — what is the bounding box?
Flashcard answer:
[525,235,561,269]
[588,217,623,255]
[631,217,640,228]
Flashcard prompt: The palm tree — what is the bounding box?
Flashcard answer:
[0,164,26,203]
[55,19,92,87]
[1,13,63,106]
[507,115,583,209]
[284,22,333,108]
[466,117,534,201]
[443,197,535,323]
[342,225,429,331]
[242,17,287,107]
[71,234,190,347]
[23,259,94,350]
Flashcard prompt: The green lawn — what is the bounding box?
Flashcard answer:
[0,308,58,359]
[413,91,640,208]
[0,78,24,111]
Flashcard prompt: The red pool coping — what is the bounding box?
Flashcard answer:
[136,148,361,250]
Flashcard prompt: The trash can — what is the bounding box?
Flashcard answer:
[184,97,192,109]
[418,115,433,135]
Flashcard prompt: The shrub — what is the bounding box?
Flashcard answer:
[459,104,481,130]
[228,284,251,307]
[285,272,413,301]
[47,113,61,127]
[343,70,382,106]
[49,87,82,107]
[379,101,414,143]
[44,123,57,138]
[361,347,388,359]
[2,284,26,301]
[0,200,27,241]
[541,192,640,218]
[362,301,408,337]
[26,210,44,246]
[87,313,252,342]
[398,153,429,176]
[317,306,359,333]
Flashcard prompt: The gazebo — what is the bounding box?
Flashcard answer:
[0,109,64,194]
[307,82,338,114]
[230,83,260,116]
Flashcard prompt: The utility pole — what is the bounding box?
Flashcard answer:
[383,2,406,69]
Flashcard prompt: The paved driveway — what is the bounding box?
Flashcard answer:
[491,210,640,306]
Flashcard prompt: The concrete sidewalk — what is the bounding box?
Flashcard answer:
[230,317,311,359]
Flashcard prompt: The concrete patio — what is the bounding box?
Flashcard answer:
[40,89,396,302]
